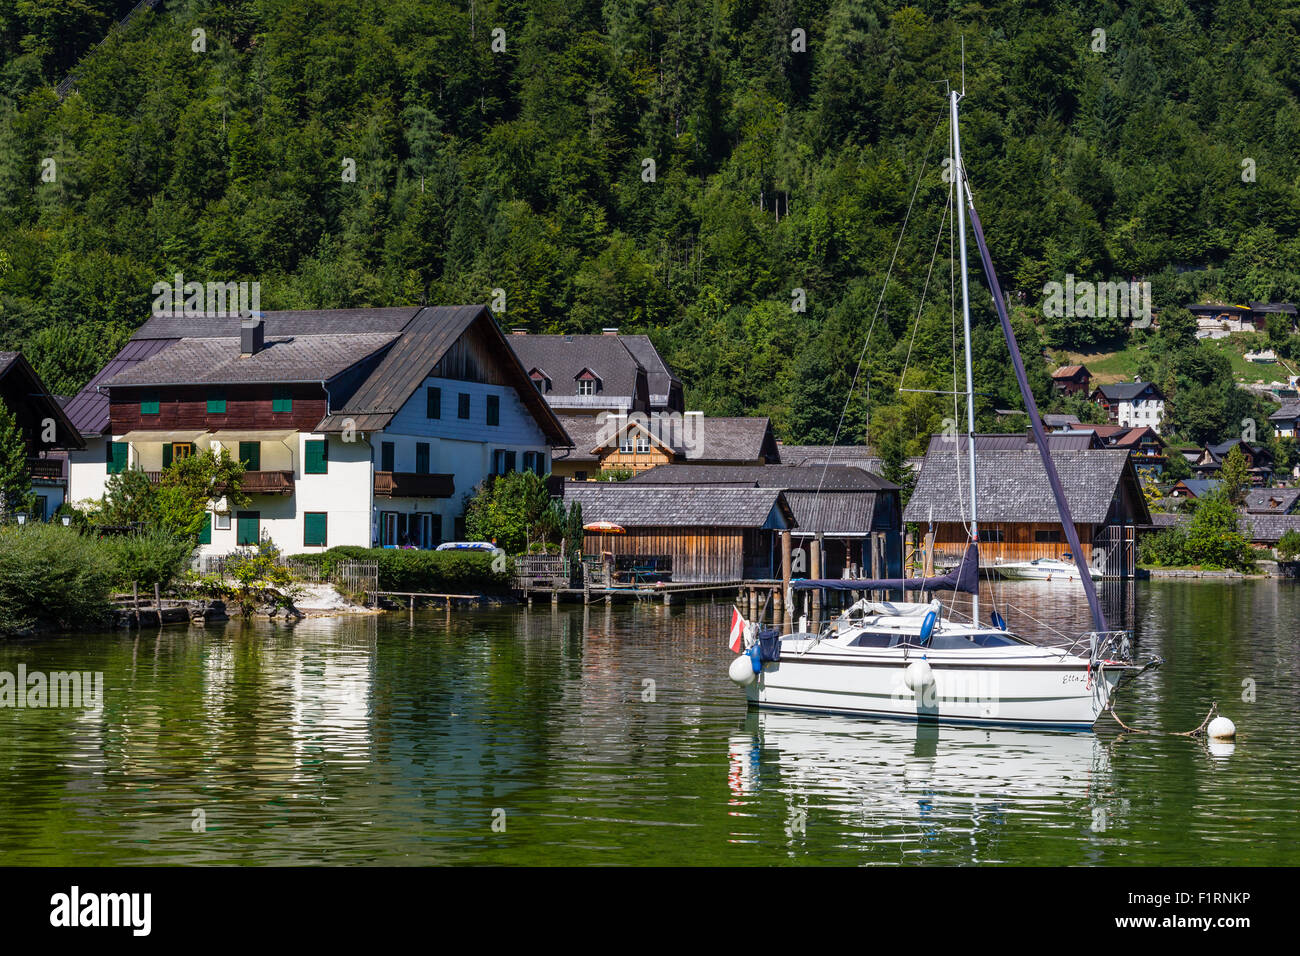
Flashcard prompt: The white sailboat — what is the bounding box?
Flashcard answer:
[727,89,1159,731]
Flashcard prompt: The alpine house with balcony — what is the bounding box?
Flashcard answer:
[64,306,569,553]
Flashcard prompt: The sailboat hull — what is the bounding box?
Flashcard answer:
[745,644,1127,731]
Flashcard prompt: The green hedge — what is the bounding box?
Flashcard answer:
[0,525,115,635]
[292,547,512,593]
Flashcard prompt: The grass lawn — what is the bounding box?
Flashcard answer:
[1052,333,1294,389]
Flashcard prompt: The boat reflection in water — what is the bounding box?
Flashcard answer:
[729,710,1111,859]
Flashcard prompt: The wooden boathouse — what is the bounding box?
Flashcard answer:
[562,481,796,583]
[903,433,1150,577]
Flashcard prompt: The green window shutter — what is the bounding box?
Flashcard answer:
[303,512,328,547]
[141,392,160,415]
[380,441,394,472]
[415,443,430,474]
[107,441,129,474]
[238,441,261,470]
[426,386,441,419]
[198,512,212,545]
[236,511,260,546]
[304,439,328,474]
[457,393,470,419]
[487,394,500,426]
[162,444,173,469]
[207,390,226,413]
[272,387,292,413]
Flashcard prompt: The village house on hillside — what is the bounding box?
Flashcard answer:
[0,351,84,520]
[904,433,1150,577]
[1054,421,1167,477]
[1091,379,1166,433]
[625,463,902,580]
[1246,487,1300,514]
[64,306,568,553]
[1050,364,1091,396]
[1189,439,1274,485]
[1269,401,1300,439]
[549,412,780,479]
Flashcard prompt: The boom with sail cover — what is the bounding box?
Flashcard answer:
[791,542,980,595]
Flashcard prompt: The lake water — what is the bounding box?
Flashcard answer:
[1,579,1297,866]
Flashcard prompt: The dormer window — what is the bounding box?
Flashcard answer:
[575,368,601,396]
[529,368,551,394]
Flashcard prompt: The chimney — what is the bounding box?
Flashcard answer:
[510,328,528,335]
[241,318,264,356]
[602,327,619,335]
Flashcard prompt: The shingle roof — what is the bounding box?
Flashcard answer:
[1051,364,1088,378]
[925,432,1102,453]
[903,445,1144,524]
[131,307,419,339]
[627,463,895,491]
[1269,402,1300,422]
[507,335,647,407]
[104,333,399,387]
[782,491,877,535]
[562,482,795,528]
[1245,487,1300,514]
[1094,381,1163,401]
[551,414,607,462]
[1243,513,1300,544]
[590,413,778,462]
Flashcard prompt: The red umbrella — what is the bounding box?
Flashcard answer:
[583,521,626,534]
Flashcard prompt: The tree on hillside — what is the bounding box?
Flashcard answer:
[1219,445,1251,506]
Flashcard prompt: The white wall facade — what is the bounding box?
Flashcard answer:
[1118,398,1165,434]
[67,436,110,507]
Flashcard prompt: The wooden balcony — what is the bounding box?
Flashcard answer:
[239,470,295,495]
[374,471,455,498]
[27,458,64,480]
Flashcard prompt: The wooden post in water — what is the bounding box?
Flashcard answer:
[780,529,792,632]
[133,581,140,628]
[923,531,935,579]
[870,532,882,603]
[810,538,822,631]
[153,582,162,627]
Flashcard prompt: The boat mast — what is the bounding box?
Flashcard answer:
[950,89,980,625]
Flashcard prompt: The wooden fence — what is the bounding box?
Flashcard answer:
[198,554,378,591]
[513,554,570,590]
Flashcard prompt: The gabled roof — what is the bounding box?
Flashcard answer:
[903,445,1147,525]
[562,481,795,529]
[588,413,779,463]
[1269,402,1300,422]
[551,414,606,462]
[0,351,84,449]
[314,305,569,443]
[925,432,1104,453]
[1093,381,1163,401]
[1172,478,1221,497]
[1051,364,1089,378]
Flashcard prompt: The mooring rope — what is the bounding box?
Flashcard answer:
[1100,659,1219,737]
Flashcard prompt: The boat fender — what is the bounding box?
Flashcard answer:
[991,611,1007,630]
[919,609,937,645]
[904,657,934,693]
[748,643,763,673]
[728,654,757,686]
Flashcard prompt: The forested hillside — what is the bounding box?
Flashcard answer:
[2,0,1299,455]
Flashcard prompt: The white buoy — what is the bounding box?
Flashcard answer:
[904,659,934,693]
[728,655,757,686]
[1207,715,1236,740]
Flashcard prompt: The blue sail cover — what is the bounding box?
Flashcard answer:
[791,542,980,595]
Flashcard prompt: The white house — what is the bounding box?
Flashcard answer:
[1091,380,1166,434]
[64,306,570,555]
[1270,401,1300,439]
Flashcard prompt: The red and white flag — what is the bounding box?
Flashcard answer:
[728,608,747,653]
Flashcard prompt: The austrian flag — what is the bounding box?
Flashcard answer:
[728,609,747,653]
